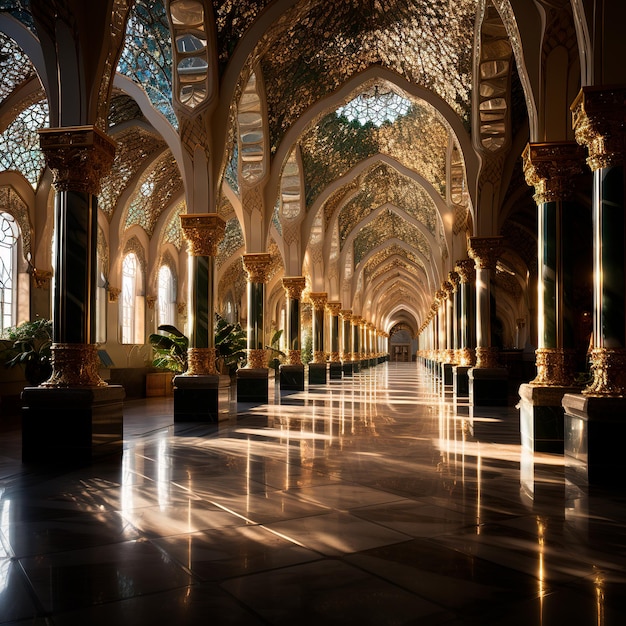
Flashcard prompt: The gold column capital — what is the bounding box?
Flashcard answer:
[448,271,460,290]
[243,253,273,283]
[340,309,352,320]
[571,86,626,171]
[39,125,116,195]
[309,291,328,310]
[455,258,476,283]
[326,301,342,316]
[180,213,226,257]
[522,141,586,203]
[468,236,504,271]
[282,276,306,299]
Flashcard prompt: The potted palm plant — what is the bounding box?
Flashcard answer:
[147,325,188,395]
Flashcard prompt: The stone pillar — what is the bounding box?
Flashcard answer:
[563,86,626,484]
[237,253,272,403]
[449,271,460,362]
[518,142,586,451]
[179,214,225,376]
[340,309,353,375]
[281,276,306,391]
[327,302,343,378]
[467,236,508,408]
[455,259,476,367]
[22,126,123,464]
[309,291,327,384]
[351,315,361,372]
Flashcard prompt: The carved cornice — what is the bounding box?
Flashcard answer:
[326,301,342,316]
[571,86,626,171]
[180,213,226,257]
[243,253,273,283]
[522,141,585,203]
[282,276,306,300]
[468,236,504,270]
[309,292,328,310]
[38,126,116,195]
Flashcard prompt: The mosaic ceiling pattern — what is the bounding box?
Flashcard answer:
[363,245,426,283]
[124,152,183,237]
[217,218,244,269]
[353,210,431,265]
[108,92,146,128]
[301,84,449,209]
[0,1,34,32]
[0,32,36,106]
[99,126,166,220]
[337,163,439,247]
[161,200,184,251]
[256,0,475,154]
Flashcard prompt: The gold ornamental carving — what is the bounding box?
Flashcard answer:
[31,269,52,289]
[455,259,475,283]
[180,213,226,257]
[108,287,121,303]
[448,271,460,290]
[146,295,156,310]
[41,343,106,388]
[468,236,504,271]
[177,301,187,316]
[531,348,576,387]
[242,253,272,283]
[522,142,585,204]
[584,347,626,397]
[458,347,475,367]
[309,292,328,310]
[475,346,500,369]
[186,347,217,376]
[340,309,352,320]
[247,348,268,369]
[326,302,342,316]
[313,350,326,364]
[39,126,116,195]
[282,276,306,300]
[329,351,341,363]
[286,349,302,365]
[571,86,626,171]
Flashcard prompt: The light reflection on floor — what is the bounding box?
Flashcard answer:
[1,361,626,625]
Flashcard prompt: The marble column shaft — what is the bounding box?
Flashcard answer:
[243,253,273,369]
[282,276,306,365]
[310,292,327,363]
[327,302,342,362]
[455,259,476,367]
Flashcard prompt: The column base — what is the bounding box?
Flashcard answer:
[518,384,579,453]
[469,367,508,407]
[308,362,327,385]
[22,385,125,466]
[173,374,231,422]
[280,364,305,391]
[563,393,626,486]
[329,362,343,379]
[236,368,268,404]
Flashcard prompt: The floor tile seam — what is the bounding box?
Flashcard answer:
[12,534,149,560]
[12,556,51,620]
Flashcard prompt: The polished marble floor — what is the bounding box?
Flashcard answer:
[1,361,626,625]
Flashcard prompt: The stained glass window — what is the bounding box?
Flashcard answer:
[0,32,36,106]
[0,100,48,189]
[0,212,17,332]
[157,264,176,327]
[117,0,177,128]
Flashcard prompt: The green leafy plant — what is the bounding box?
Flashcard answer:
[2,319,53,385]
[148,325,188,373]
[215,313,247,375]
[266,329,285,371]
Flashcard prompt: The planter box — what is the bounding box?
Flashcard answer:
[146,371,174,397]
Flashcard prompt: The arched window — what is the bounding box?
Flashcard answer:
[157,264,176,327]
[121,252,144,343]
[0,212,18,332]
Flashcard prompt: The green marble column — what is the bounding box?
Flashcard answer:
[242,253,272,369]
[340,309,352,362]
[351,316,361,362]
[572,87,626,395]
[327,302,342,362]
[455,259,476,367]
[282,276,306,365]
[309,292,327,363]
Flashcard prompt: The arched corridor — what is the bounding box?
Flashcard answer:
[1,361,625,624]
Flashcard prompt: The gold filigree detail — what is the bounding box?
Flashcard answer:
[38,126,116,195]
[286,349,302,365]
[41,343,106,388]
[309,292,327,310]
[108,287,121,303]
[186,347,217,376]
[340,309,352,320]
[146,295,156,310]
[584,347,626,397]
[326,302,341,316]
[475,346,499,369]
[247,348,268,369]
[313,350,326,364]
[458,347,475,367]
[329,351,341,363]
[531,348,576,386]
[468,236,504,271]
[180,213,226,257]
[571,86,626,171]
[282,276,306,300]
[177,301,187,316]
[522,142,585,204]
[243,253,273,283]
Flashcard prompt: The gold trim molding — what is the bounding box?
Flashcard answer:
[185,347,217,376]
[468,236,504,271]
[180,213,226,257]
[455,259,475,283]
[531,348,576,387]
[286,349,302,365]
[326,302,341,316]
[475,346,499,369]
[247,348,267,369]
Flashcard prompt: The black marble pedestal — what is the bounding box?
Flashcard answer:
[443,363,454,386]
[469,367,508,407]
[360,359,369,370]
[22,385,125,465]
[453,366,470,398]
[563,393,626,486]
[173,374,230,422]
[236,368,268,404]
[280,364,305,391]
[342,362,353,376]
[518,384,578,453]
[329,362,343,380]
[308,362,327,385]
